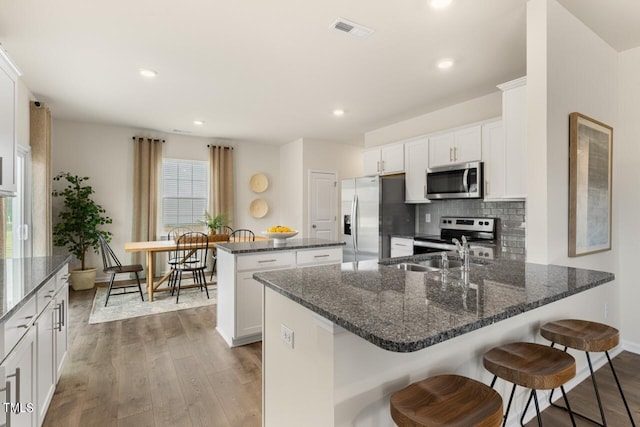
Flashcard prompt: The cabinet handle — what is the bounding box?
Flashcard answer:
[44,295,53,299]
[376,161,380,173]
[449,147,453,162]
[16,325,29,329]
[381,160,385,173]
[313,254,330,258]
[54,303,62,331]
[61,300,65,327]
[453,146,457,161]
[485,180,489,196]
[258,259,277,263]
[394,243,408,247]
[1,380,11,427]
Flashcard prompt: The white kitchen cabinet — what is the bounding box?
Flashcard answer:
[54,283,68,381]
[217,246,343,347]
[428,125,482,168]
[498,77,527,198]
[0,50,18,196]
[36,294,56,425]
[390,237,414,258]
[1,326,36,427]
[404,137,430,203]
[483,77,527,200]
[363,144,404,176]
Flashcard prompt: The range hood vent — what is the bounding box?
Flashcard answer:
[331,18,374,38]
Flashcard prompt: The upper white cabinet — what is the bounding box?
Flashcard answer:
[428,125,482,168]
[363,144,404,176]
[483,77,527,200]
[404,136,430,203]
[0,49,19,196]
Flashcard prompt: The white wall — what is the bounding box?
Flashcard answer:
[52,119,280,276]
[279,139,304,233]
[618,47,640,346]
[364,92,501,147]
[526,0,621,331]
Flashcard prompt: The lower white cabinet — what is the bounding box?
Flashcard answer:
[390,237,414,258]
[35,299,55,425]
[217,246,343,347]
[1,326,36,427]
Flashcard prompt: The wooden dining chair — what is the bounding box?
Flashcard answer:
[98,235,145,307]
[229,229,255,242]
[210,226,234,281]
[172,232,210,303]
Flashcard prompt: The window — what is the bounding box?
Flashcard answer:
[162,159,208,227]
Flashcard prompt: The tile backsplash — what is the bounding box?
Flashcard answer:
[417,199,526,260]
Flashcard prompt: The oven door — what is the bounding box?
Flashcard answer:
[426,161,483,199]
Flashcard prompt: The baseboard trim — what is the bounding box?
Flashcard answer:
[623,340,640,354]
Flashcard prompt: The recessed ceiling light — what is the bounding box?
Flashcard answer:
[333,109,345,117]
[139,68,157,78]
[437,58,454,70]
[193,120,204,126]
[430,0,452,9]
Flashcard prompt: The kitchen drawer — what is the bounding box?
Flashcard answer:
[391,237,414,258]
[55,263,70,291]
[237,251,295,272]
[3,295,37,359]
[296,247,342,266]
[36,277,57,312]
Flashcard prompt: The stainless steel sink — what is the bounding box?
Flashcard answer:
[418,259,463,269]
[396,263,438,272]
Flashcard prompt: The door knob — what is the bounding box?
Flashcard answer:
[312,224,317,228]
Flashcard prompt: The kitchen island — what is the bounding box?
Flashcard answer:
[253,254,615,427]
[215,238,344,347]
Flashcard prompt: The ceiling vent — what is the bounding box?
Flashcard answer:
[331,18,374,38]
[172,129,192,134]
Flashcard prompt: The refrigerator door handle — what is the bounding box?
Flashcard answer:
[462,169,469,193]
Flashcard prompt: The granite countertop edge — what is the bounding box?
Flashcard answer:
[217,239,345,254]
[1,255,72,323]
[254,266,615,353]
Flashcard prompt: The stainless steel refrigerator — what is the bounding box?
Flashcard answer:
[341,174,415,262]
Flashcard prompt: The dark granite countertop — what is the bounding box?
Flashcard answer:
[253,253,615,353]
[216,238,345,254]
[1,255,71,322]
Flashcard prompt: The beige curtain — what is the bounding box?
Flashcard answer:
[132,137,162,270]
[208,145,234,227]
[30,101,52,256]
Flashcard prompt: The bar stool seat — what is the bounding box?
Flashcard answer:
[483,342,577,426]
[541,319,636,427]
[390,374,503,427]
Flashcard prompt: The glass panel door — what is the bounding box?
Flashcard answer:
[11,144,32,258]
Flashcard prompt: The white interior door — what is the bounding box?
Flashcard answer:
[309,171,337,240]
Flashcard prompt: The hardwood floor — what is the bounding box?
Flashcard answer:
[44,287,639,427]
[43,287,262,427]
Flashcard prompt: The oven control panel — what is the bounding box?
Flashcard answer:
[440,217,495,233]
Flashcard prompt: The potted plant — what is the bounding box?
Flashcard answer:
[52,172,112,290]
[200,211,230,241]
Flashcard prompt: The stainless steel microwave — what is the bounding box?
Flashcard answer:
[425,161,483,199]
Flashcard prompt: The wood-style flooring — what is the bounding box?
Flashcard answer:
[44,287,639,427]
[43,287,262,427]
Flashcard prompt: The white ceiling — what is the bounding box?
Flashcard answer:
[0,0,638,145]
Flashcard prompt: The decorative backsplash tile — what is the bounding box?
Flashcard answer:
[417,200,526,261]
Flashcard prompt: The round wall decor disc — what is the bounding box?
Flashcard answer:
[250,198,269,218]
[250,173,269,193]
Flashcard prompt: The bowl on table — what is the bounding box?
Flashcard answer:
[262,230,299,244]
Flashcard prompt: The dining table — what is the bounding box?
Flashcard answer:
[124,236,269,301]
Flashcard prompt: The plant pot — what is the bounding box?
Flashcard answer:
[70,268,97,291]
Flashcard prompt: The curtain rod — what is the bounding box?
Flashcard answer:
[132,137,165,142]
[207,145,233,149]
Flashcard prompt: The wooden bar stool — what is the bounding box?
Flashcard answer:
[483,342,577,427]
[390,374,503,427]
[541,319,636,427]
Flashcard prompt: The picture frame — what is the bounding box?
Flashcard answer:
[568,112,613,257]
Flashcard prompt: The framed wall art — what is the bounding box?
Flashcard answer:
[568,112,613,257]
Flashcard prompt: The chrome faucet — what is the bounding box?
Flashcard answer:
[452,236,470,272]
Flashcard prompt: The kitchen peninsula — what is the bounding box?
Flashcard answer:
[215,238,344,348]
[254,254,615,427]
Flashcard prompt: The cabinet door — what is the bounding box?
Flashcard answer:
[453,125,482,163]
[362,149,381,176]
[54,286,69,381]
[236,272,263,338]
[36,303,56,425]
[390,237,414,258]
[1,327,36,427]
[428,132,455,167]
[404,138,429,202]
[0,58,17,195]
[481,120,505,200]
[380,144,404,174]
[503,82,527,197]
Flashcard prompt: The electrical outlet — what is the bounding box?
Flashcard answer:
[281,324,294,349]
[604,303,608,320]
[425,213,431,223]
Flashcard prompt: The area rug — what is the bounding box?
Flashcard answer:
[88,280,217,324]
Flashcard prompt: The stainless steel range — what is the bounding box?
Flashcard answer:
[413,217,496,258]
